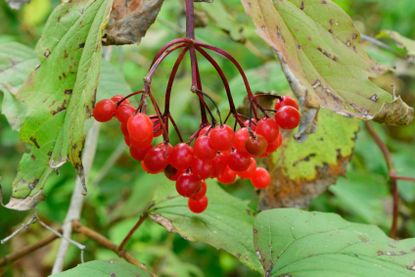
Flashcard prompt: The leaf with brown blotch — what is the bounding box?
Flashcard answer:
[241,0,413,136]
[103,0,164,45]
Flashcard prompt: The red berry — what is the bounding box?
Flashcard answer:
[188,196,208,213]
[217,167,237,185]
[164,165,181,181]
[208,125,234,151]
[265,133,283,155]
[127,113,153,145]
[169,143,194,170]
[130,144,151,161]
[275,106,300,129]
[191,158,214,179]
[143,143,172,174]
[194,136,216,160]
[228,150,251,172]
[243,119,257,131]
[251,167,271,189]
[234,128,249,153]
[93,99,116,122]
[198,125,212,137]
[274,96,299,111]
[176,173,202,197]
[256,118,279,143]
[245,134,268,156]
[115,104,135,123]
[237,158,256,179]
[191,180,207,200]
[111,95,130,105]
[151,116,163,137]
[211,151,230,177]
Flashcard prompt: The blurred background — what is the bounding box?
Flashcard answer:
[1,0,415,276]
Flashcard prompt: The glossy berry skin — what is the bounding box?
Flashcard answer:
[256,118,279,143]
[275,106,300,129]
[198,125,212,137]
[251,167,271,189]
[274,96,299,111]
[127,113,153,146]
[151,116,163,137]
[217,167,237,185]
[111,95,129,105]
[143,143,172,174]
[188,196,208,213]
[176,173,202,198]
[93,99,116,122]
[194,136,216,160]
[191,180,207,200]
[228,150,251,172]
[234,128,249,153]
[265,133,282,155]
[211,151,230,177]
[169,143,194,170]
[245,134,268,156]
[115,104,135,123]
[237,158,256,179]
[208,125,234,151]
[130,144,151,161]
[191,158,214,179]
[164,165,181,181]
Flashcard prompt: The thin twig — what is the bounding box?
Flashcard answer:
[1,215,37,245]
[364,122,398,238]
[118,213,149,252]
[51,122,100,273]
[0,234,59,267]
[71,221,149,272]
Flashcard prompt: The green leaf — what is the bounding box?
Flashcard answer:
[6,0,113,210]
[378,30,415,61]
[0,41,37,129]
[241,0,413,126]
[51,259,151,277]
[149,181,263,273]
[254,208,415,277]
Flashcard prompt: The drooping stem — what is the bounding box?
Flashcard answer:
[118,213,149,252]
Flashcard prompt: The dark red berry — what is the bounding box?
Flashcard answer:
[217,167,237,185]
[127,113,153,146]
[93,99,116,122]
[237,158,256,179]
[256,118,279,143]
[228,150,251,172]
[115,104,135,123]
[111,95,130,105]
[151,116,163,137]
[143,143,172,174]
[188,196,208,213]
[194,136,216,160]
[234,128,249,153]
[169,143,194,170]
[191,158,214,179]
[130,144,151,161]
[208,125,234,151]
[275,106,300,129]
[211,151,230,177]
[245,134,268,156]
[251,167,271,189]
[176,173,202,198]
[274,96,299,111]
[164,165,181,181]
[191,180,207,200]
[198,125,212,137]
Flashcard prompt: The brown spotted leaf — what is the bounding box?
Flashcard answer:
[5,0,113,210]
[103,0,164,45]
[241,0,413,130]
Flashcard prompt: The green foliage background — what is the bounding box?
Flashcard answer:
[0,0,415,276]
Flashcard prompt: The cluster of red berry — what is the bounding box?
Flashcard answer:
[93,95,300,213]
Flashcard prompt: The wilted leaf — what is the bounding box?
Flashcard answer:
[52,259,151,277]
[103,0,164,45]
[254,208,415,277]
[149,181,263,273]
[242,0,413,129]
[261,109,359,208]
[378,30,415,62]
[5,0,113,211]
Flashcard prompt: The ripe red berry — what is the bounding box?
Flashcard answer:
[191,158,214,179]
[274,96,299,111]
[243,119,257,131]
[115,104,135,123]
[251,167,271,189]
[176,173,202,197]
[151,116,163,137]
[228,150,251,172]
[237,158,256,179]
[194,136,216,160]
[217,166,237,185]
[275,106,300,129]
[245,134,268,156]
[211,151,230,177]
[198,125,212,137]
[188,196,208,213]
[93,99,116,122]
[130,144,151,161]
[208,125,234,151]
[164,165,181,181]
[127,113,153,146]
[169,143,194,170]
[256,118,279,143]
[111,95,130,105]
[143,143,172,174]
[234,128,249,153]
[191,180,207,200]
